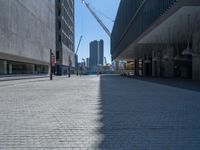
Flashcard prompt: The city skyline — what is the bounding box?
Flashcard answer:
[75,0,120,64]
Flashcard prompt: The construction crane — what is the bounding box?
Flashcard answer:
[81,0,111,37]
[81,0,120,71]
[76,35,83,54]
[75,36,83,75]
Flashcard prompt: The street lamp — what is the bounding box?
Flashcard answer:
[50,49,54,80]
[182,14,193,56]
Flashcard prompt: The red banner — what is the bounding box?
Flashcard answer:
[52,55,56,66]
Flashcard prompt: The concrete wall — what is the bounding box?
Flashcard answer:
[62,44,75,67]
[0,0,55,65]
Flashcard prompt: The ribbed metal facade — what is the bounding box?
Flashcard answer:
[111,0,177,60]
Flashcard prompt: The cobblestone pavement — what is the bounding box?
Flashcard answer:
[0,75,200,150]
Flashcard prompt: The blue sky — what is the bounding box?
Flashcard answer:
[75,0,120,63]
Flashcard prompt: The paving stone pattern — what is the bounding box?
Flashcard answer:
[0,75,200,150]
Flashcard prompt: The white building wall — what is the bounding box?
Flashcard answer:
[0,0,55,65]
[62,44,75,68]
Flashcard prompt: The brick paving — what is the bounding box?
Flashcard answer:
[0,75,200,149]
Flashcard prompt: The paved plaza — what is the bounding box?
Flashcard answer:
[0,75,200,149]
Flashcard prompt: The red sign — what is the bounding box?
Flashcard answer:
[52,55,56,66]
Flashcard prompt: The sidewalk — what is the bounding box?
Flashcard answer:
[0,74,49,81]
[0,74,79,82]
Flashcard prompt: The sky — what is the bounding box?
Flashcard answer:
[75,0,120,63]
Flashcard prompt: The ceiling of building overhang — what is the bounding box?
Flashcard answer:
[138,6,200,44]
[115,6,200,60]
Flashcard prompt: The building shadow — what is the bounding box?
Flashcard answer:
[98,75,138,149]
[130,76,200,92]
[97,75,200,149]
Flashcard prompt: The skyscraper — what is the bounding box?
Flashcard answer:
[99,40,104,66]
[86,58,90,68]
[55,0,75,75]
[89,40,104,71]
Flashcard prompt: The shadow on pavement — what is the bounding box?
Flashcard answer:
[130,76,200,92]
[97,75,200,149]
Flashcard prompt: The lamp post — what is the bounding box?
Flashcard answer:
[182,14,193,56]
[75,54,79,76]
[50,49,53,80]
[68,56,71,78]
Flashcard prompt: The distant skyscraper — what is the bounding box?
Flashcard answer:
[99,40,104,66]
[89,40,104,71]
[90,40,98,69]
[86,58,90,68]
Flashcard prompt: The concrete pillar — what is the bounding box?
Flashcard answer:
[192,31,200,80]
[9,63,12,74]
[143,62,147,76]
[134,59,139,76]
[4,61,7,74]
[193,56,200,80]
[32,64,35,74]
[143,59,152,77]
[152,61,161,77]
[0,61,8,75]
[163,60,174,78]
[152,61,156,77]
[141,59,144,76]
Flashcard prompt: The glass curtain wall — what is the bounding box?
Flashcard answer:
[0,59,48,75]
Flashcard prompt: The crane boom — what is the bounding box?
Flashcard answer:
[81,0,111,37]
[76,36,83,54]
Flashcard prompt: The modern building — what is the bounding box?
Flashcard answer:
[55,0,75,75]
[111,0,200,80]
[0,0,55,75]
[86,58,90,68]
[89,40,104,71]
[99,40,104,66]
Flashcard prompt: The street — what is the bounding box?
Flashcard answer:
[0,75,200,149]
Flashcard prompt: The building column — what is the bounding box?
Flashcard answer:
[141,59,144,76]
[4,61,7,74]
[8,63,12,74]
[193,56,200,80]
[134,59,139,76]
[192,31,200,80]
[153,60,161,77]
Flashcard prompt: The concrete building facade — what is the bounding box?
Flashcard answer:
[111,0,200,80]
[55,0,75,75]
[0,0,55,75]
[89,40,104,71]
